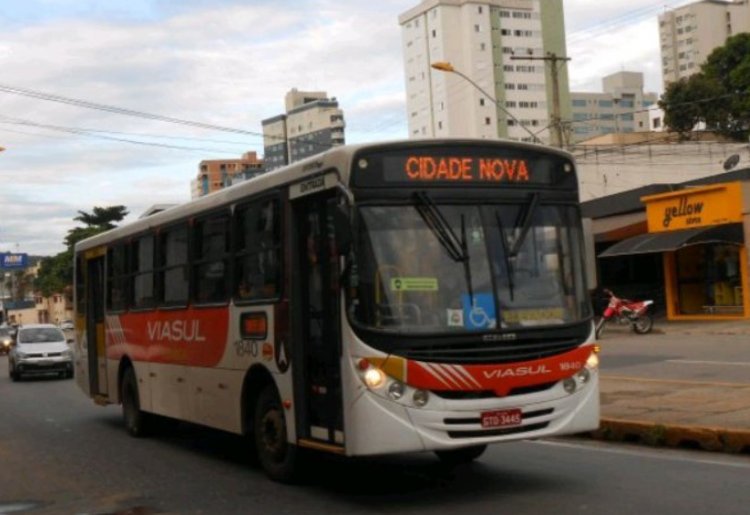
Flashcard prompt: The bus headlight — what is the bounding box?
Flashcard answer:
[586,352,599,369]
[364,368,386,389]
[563,378,577,394]
[413,389,430,407]
[388,381,405,400]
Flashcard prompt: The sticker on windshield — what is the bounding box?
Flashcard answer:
[447,309,464,327]
[390,277,438,291]
[462,293,497,329]
[502,308,565,326]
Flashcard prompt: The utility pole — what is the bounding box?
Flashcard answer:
[510,52,571,149]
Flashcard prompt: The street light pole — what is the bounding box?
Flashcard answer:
[509,52,571,148]
[430,62,544,145]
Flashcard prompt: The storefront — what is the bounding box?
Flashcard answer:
[599,181,750,320]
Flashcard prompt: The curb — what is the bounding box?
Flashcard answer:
[585,418,750,454]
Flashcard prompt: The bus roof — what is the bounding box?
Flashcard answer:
[75,138,574,253]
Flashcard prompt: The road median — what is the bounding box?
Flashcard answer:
[587,417,750,453]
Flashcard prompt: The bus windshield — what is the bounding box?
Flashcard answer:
[350,200,591,334]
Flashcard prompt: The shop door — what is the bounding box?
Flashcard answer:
[292,191,344,447]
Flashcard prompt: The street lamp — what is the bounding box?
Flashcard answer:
[430,61,543,144]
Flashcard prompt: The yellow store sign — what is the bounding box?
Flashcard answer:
[643,182,743,233]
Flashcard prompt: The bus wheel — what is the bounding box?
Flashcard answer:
[435,444,487,466]
[121,367,151,437]
[254,384,298,483]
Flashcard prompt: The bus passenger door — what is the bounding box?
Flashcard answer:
[292,190,344,448]
[84,254,108,397]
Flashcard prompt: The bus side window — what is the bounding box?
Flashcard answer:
[130,234,155,310]
[107,244,128,312]
[193,212,231,304]
[157,224,189,307]
[234,198,281,302]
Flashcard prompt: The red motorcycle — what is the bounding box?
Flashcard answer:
[595,289,654,338]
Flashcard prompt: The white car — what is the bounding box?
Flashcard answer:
[8,324,74,381]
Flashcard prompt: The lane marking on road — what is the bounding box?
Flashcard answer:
[667,359,750,367]
[602,375,750,388]
[532,439,750,470]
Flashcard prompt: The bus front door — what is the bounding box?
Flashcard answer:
[84,254,108,398]
[292,191,344,449]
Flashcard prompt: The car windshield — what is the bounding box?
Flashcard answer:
[349,202,591,334]
[17,328,65,343]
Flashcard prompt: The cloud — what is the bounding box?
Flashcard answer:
[0,0,692,256]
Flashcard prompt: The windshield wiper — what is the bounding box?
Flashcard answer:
[413,192,474,303]
[509,192,540,257]
[494,211,515,302]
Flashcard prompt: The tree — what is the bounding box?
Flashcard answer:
[73,206,128,231]
[659,33,750,140]
[34,205,128,297]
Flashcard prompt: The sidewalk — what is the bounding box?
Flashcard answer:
[591,317,750,454]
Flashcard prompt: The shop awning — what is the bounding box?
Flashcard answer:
[599,223,744,258]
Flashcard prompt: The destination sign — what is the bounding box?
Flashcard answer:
[351,145,575,189]
[403,156,530,183]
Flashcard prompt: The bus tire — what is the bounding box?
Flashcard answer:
[254,384,298,483]
[435,444,487,466]
[121,366,151,438]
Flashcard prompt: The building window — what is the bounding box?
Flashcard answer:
[485,117,491,125]
[432,29,436,38]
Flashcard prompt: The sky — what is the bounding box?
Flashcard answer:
[0,0,696,256]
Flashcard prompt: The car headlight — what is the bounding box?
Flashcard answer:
[16,351,27,359]
[62,349,74,359]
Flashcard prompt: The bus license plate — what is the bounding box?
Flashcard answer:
[481,409,522,429]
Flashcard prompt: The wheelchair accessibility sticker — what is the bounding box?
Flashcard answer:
[461,293,497,329]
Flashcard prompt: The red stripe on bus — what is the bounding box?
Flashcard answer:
[106,308,229,367]
[405,345,594,397]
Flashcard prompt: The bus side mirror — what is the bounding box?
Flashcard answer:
[333,204,352,256]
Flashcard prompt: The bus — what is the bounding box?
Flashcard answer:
[73,138,599,482]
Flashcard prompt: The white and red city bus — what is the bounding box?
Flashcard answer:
[74,139,599,481]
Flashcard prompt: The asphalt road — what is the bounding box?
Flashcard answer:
[1,356,750,515]
[595,327,750,384]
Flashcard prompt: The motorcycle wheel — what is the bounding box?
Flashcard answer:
[632,314,653,334]
[595,317,606,338]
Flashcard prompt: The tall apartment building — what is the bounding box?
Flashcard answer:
[190,151,264,199]
[399,0,570,145]
[659,0,750,88]
[570,72,658,143]
[262,89,345,171]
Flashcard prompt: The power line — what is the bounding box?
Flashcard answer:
[0,82,335,151]
[0,116,243,154]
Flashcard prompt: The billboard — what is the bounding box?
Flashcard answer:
[0,253,28,269]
